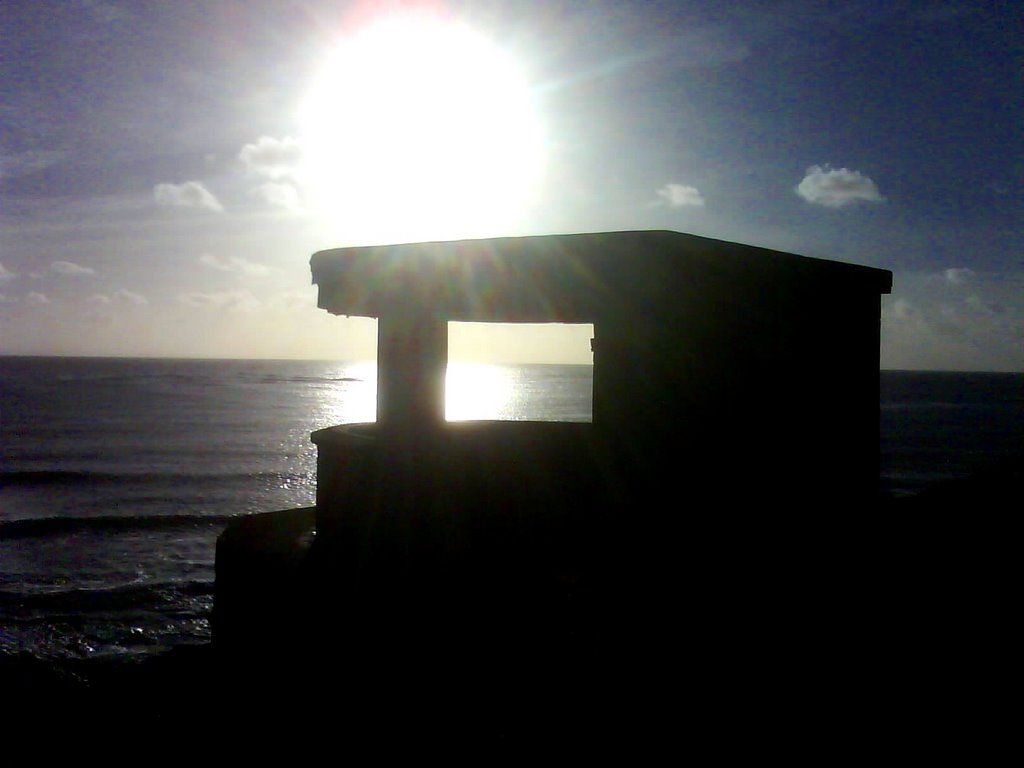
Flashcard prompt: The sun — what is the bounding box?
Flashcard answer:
[299,14,544,244]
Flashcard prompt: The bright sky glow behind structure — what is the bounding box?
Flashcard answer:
[1,1,1021,370]
[299,15,544,244]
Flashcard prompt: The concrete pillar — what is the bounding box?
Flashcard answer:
[376,310,448,429]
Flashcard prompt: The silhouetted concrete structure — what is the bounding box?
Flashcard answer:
[214,231,892,735]
[309,229,891,515]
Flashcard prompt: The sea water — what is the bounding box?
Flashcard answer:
[0,357,592,660]
[0,357,1021,662]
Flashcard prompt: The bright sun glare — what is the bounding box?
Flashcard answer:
[445,362,515,421]
[300,14,544,244]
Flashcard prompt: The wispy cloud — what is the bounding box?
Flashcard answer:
[796,165,884,208]
[154,181,224,212]
[267,288,318,312]
[199,253,272,277]
[253,181,302,211]
[881,270,1024,371]
[51,260,95,275]
[177,290,259,311]
[944,268,975,285]
[114,289,147,305]
[965,293,1005,316]
[0,262,15,282]
[889,298,914,320]
[656,183,705,207]
[89,289,148,305]
[26,291,49,305]
[79,0,131,25]
[0,149,65,181]
[238,136,302,180]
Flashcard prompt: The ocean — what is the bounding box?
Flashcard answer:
[1,357,1021,666]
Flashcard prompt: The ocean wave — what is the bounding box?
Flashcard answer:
[0,469,107,486]
[0,577,214,611]
[0,513,236,539]
[248,374,363,384]
[0,468,310,488]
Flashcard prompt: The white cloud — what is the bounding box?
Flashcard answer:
[656,183,705,207]
[114,289,147,305]
[268,287,318,312]
[91,289,148,305]
[199,253,272,277]
[881,271,1024,371]
[965,294,1004,316]
[154,181,224,212]
[0,262,15,282]
[26,291,49,305]
[177,290,260,312]
[51,260,95,276]
[238,136,303,180]
[254,181,302,211]
[944,268,975,285]
[796,165,884,208]
[889,298,914,320]
[198,253,229,271]
[84,310,115,327]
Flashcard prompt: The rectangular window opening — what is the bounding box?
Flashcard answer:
[445,322,594,422]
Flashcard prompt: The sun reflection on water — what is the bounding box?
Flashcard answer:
[312,361,521,428]
[445,362,517,421]
[312,360,378,429]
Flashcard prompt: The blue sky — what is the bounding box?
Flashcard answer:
[1,1,1021,369]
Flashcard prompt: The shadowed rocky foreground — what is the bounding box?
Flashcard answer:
[2,462,1015,752]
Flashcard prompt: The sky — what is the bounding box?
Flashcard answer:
[1,0,1021,370]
